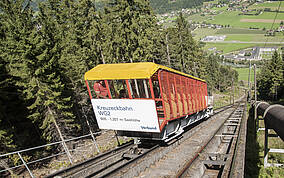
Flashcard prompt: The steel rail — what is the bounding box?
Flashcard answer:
[44,140,134,178]
[91,144,160,178]
[221,102,246,177]
[44,104,236,178]
[228,102,247,178]
[92,104,237,177]
[176,101,243,177]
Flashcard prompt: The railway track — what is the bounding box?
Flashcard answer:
[45,100,246,178]
[177,101,246,177]
[133,100,246,178]
[44,139,160,178]
[44,140,138,178]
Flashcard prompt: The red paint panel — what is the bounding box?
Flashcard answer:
[166,72,173,118]
[180,76,185,115]
[158,71,167,121]
[149,78,155,99]
[185,78,191,114]
[193,80,197,112]
[189,78,194,113]
[198,81,201,111]
[173,75,180,117]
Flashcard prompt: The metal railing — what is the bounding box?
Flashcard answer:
[0,132,101,177]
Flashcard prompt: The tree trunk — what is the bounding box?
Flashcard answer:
[166,33,171,67]
[47,106,73,164]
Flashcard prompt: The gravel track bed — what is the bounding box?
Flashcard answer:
[108,106,236,178]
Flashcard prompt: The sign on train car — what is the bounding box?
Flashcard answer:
[91,99,160,133]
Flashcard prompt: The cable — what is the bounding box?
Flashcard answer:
[264,1,282,48]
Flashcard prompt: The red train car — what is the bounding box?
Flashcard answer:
[84,62,213,141]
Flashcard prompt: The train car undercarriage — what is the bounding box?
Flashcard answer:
[118,107,213,143]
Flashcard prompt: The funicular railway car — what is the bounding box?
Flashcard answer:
[84,62,213,142]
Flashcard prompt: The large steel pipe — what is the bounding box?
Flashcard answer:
[255,102,284,141]
[263,105,284,141]
[255,101,269,116]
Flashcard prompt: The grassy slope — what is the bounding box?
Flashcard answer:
[249,1,284,11]
[216,28,265,34]
[233,67,257,82]
[192,28,218,40]
[208,11,284,29]
[204,43,259,54]
[189,1,284,54]
[224,33,284,42]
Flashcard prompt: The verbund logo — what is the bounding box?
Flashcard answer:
[141,126,157,130]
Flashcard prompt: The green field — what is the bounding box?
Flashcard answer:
[233,67,259,82]
[186,1,284,29]
[183,1,284,54]
[193,27,283,43]
[208,11,284,29]
[204,43,259,54]
[187,13,210,22]
[216,28,265,34]
[249,1,284,11]
[224,34,284,42]
[192,28,218,40]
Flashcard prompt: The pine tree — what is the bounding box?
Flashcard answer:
[0,0,78,143]
[58,0,101,133]
[0,0,45,150]
[166,13,206,78]
[205,54,221,90]
[103,0,160,63]
[268,51,283,100]
[0,58,16,154]
[257,51,283,100]
[27,0,80,142]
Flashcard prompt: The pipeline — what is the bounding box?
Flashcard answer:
[255,101,284,141]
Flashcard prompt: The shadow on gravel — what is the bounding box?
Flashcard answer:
[244,107,261,178]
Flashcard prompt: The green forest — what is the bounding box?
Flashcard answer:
[93,0,212,14]
[1,0,238,167]
[257,51,284,102]
[149,0,211,14]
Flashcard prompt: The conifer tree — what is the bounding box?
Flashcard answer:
[58,0,101,132]
[167,13,206,78]
[103,0,160,63]
[0,58,16,154]
[0,4,14,153]
[257,51,283,100]
[205,54,221,90]
[1,0,78,143]
[28,1,80,141]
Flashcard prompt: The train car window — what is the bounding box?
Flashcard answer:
[107,80,115,98]
[109,80,129,98]
[128,79,151,99]
[143,79,150,98]
[129,79,139,98]
[152,80,161,99]
[137,79,150,98]
[93,80,109,99]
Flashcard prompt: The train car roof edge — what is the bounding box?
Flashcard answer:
[84,62,205,82]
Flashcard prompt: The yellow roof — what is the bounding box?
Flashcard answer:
[84,62,205,82]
